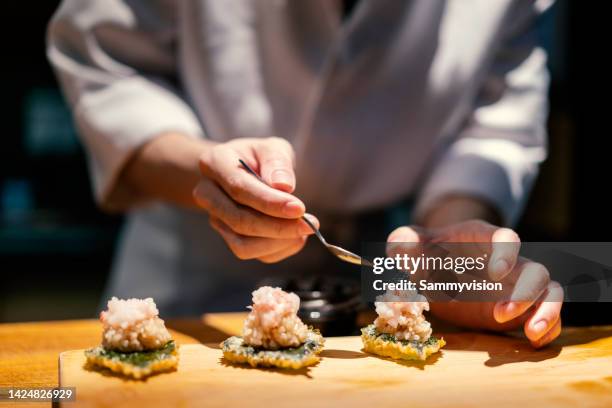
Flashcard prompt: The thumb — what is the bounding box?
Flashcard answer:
[255,137,296,193]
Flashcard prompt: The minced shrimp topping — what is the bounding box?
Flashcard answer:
[374,290,432,342]
[100,297,172,352]
[242,286,309,349]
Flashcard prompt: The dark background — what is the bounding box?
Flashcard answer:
[1,1,609,324]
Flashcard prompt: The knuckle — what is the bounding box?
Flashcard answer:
[193,183,218,212]
[202,146,222,172]
[298,235,307,246]
[556,319,563,334]
[231,240,252,260]
[264,137,294,160]
[219,203,239,230]
[198,146,217,170]
[230,209,247,234]
[549,281,565,301]
[211,144,226,157]
[470,219,489,229]
[220,231,251,260]
[198,151,209,165]
[258,256,276,264]
[233,208,257,236]
[213,199,232,224]
[197,155,209,175]
[225,174,245,197]
[266,136,289,147]
[294,238,307,252]
[262,156,289,169]
[192,186,209,209]
[261,198,278,215]
[531,262,550,282]
[208,216,218,229]
[274,219,291,238]
[285,239,305,256]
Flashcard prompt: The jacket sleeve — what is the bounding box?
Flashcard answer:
[47,0,204,211]
[413,1,553,226]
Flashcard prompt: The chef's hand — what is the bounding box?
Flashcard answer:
[194,137,318,263]
[387,220,563,348]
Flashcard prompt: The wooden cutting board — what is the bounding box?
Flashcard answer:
[59,328,612,408]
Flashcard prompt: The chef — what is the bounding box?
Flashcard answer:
[47,0,561,347]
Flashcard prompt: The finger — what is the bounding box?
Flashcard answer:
[386,226,426,257]
[258,236,307,263]
[194,179,319,238]
[430,222,519,273]
[200,146,304,219]
[493,300,533,325]
[388,226,422,243]
[210,216,304,258]
[493,260,550,323]
[511,261,550,303]
[530,318,562,348]
[488,228,521,281]
[217,209,318,239]
[210,217,306,260]
[524,281,564,342]
[255,137,297,192]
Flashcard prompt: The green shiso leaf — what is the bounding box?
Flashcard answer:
[223,333,321,361]
[89,340,176,368]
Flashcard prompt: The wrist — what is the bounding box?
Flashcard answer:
[121,132,216,208]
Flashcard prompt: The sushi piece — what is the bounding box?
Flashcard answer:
[85,297,178,379]
[361,290,445,361]
[221,286,324,369]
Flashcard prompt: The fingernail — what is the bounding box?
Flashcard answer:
[271,169,293,187]
[533,320,548,334]
[283,200,304,217]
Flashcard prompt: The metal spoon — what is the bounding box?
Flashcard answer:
[238,159,372,267]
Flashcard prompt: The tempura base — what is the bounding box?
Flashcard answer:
[85,340,179,379]
[221,329,324,369]
[361,324,445,361]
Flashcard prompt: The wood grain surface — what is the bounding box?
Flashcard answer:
[0,314,241,407]
[58,329,612,408]
[2,314,612,408]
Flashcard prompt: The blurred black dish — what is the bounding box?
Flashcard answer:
[257,276,362,336]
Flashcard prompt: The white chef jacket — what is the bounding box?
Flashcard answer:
[47,0,552,315]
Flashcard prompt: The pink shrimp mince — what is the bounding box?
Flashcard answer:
[242,286,309,349]
[100,297,172,352]
[374,290,432,342]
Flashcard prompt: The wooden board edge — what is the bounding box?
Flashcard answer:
[58,350,69,388]
[57,351,69,408]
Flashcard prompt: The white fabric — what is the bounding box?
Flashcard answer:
[47,0,551,314]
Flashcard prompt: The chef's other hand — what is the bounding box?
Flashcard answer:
[193,137,318,263]
[387,220,563,348]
